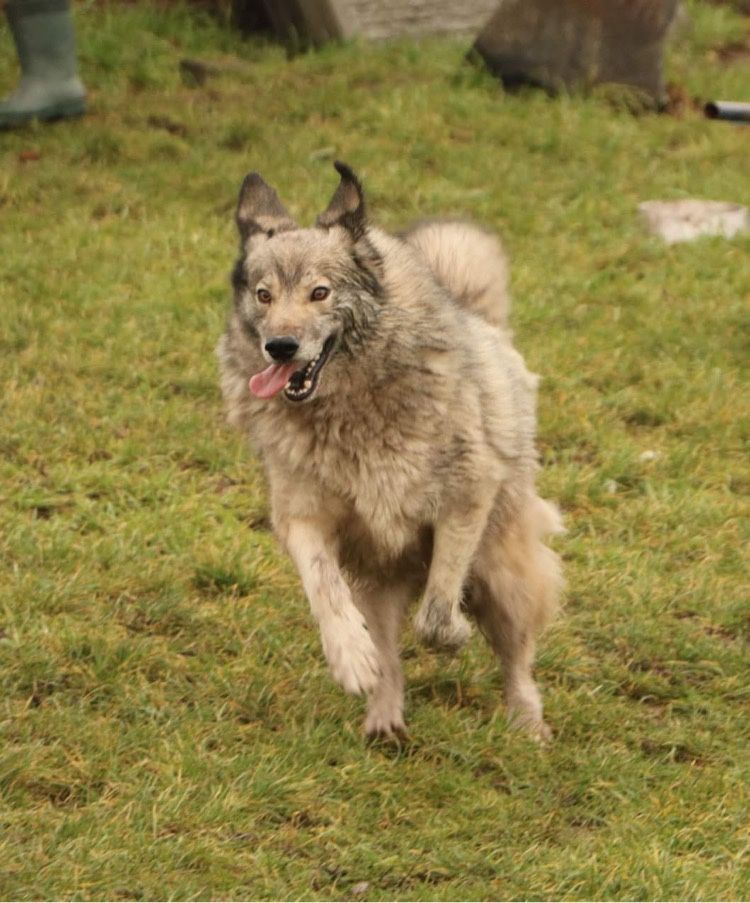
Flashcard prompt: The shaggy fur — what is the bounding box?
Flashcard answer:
[217,162,563,739]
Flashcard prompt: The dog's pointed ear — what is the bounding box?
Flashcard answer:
[236,172,297,241]
[316,161,367,240]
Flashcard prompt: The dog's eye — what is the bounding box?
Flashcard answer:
[310,286,330,302]
[256,288,272,304]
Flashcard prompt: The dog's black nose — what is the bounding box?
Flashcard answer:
[265,336,299,362]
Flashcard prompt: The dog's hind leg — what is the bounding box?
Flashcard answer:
[468,496,563,740]
[413,491,495,651]
[354,581,410,740]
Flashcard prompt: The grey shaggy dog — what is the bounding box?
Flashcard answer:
[217,162,564,740]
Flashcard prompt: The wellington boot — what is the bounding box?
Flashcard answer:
[0,0,86,129]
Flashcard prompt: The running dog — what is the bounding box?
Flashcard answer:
[217,162,563,739]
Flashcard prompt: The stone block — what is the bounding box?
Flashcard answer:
[473,0,680,105]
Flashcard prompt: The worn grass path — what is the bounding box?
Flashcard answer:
[1,2,749,899]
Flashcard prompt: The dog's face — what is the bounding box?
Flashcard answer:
[232,163,382,404]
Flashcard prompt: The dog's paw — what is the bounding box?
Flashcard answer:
[507,688,551,743]
[508,711,552,744]
[364,699,406,742]
[413,596,472,651]
[321,613,382,696]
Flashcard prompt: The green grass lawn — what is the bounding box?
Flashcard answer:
[1,2,749,899]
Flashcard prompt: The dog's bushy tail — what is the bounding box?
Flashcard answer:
[404,219,512,333]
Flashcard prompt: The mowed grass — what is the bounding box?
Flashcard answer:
[1,2,749,899]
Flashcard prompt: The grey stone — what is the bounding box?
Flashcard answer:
[238,0,499,43]
[332,0,498,39]
[473,0,680,105]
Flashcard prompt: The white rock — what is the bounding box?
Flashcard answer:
[639,200,749,244]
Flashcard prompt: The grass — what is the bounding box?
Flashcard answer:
[1,1,749,899]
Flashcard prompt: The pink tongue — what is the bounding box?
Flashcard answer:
[249,362,300,399]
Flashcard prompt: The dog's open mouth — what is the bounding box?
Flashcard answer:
[249,335,336,403]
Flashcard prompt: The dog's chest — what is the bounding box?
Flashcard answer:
[285,406,437,555]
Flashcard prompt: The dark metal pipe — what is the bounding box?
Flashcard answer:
[704,101,750,123]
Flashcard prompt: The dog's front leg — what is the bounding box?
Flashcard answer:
[283,518,382,695]
[414,492,494,651]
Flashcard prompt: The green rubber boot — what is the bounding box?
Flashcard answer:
[0,0,86,129]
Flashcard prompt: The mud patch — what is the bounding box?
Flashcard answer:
[711,37,750,62]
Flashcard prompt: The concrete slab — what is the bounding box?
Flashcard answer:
[638,200,750,243]
[237,0,498,42]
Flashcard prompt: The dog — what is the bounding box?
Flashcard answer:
[217,162,563,739]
